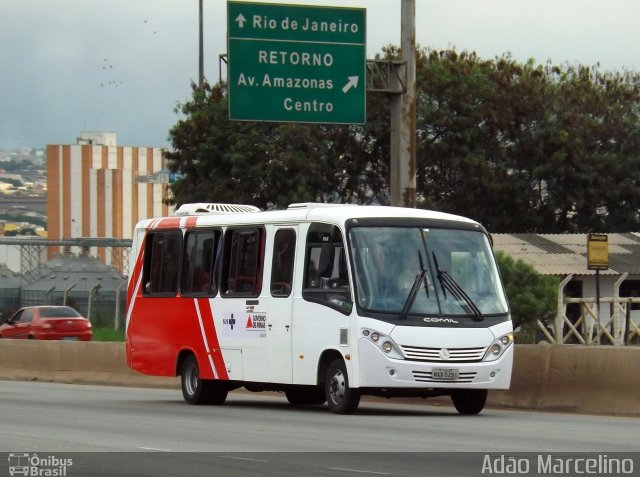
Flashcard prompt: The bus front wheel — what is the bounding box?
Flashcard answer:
[181,354,228,405]
[451,389,487,415]
[325,359,360,414]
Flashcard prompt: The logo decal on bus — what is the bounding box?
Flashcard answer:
[246,314,266,330]
[423,317,459,324]
[222,312,267,338]
[223,314,236,330]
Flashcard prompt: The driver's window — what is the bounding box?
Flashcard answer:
[9,310,24,323]
[302,223,352,314]
[270,229,296,298]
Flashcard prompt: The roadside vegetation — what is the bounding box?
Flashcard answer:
[495,252,558,343]
[91,327,125,342]
[166,46,640,234]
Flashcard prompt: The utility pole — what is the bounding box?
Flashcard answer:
[390,0,416,207]
[199,0,204,87]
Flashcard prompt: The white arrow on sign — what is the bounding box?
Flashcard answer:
[342,76,359,93]
[235,13,247,28]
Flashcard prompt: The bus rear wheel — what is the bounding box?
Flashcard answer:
[451,389,487,415]
[181,355,228,405]
[325,359,360,414]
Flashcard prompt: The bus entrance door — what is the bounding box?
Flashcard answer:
[265,225,297,384]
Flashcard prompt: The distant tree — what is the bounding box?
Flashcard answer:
[415,49,640,232]
[165,83,388,208]
[532,65,640,232]
[0,159,32,172]
[166,49,640,232]
[495,251,558,343]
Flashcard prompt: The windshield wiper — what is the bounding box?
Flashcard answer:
[400,252,428,320]
[432,252,484,321]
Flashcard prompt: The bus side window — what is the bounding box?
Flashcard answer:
[143,231,182,297]
[302,223,352,314]
[181,229,220,296]
[271,229,296,297]
[221,227,264,297]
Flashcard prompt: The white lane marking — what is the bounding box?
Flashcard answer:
[138,446,173,452]
[328,469,391,475]
[217,456,270,463]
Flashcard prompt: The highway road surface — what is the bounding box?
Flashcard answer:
[0,380,638,476]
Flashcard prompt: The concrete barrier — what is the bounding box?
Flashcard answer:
[489,343,640,416]
[0,340,179,388]
[0,341,638,416]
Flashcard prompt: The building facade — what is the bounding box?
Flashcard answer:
[46,141,172,266]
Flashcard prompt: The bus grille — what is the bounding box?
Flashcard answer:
[413,371,477,383]
[400,345,487,362]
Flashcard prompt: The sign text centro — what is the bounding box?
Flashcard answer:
[227,1,366,124]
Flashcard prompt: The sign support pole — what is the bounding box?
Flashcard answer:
[595,269,601,345]
[587,233,608,345]
[199,0,204,88]
[390,0,416,207]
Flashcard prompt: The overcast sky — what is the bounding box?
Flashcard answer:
[2,0,639,150]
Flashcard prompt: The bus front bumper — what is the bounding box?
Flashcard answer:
[356,338,513,390]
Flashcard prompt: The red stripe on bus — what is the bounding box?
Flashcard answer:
[197,297,229,380]
[153,217,182,229]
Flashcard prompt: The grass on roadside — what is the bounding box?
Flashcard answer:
[91,327,125,342]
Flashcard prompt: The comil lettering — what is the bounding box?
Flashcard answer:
[258,50,333,67]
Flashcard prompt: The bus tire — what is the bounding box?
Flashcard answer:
[180,354,227,405]
[451,389,487,415]
[325,359,360,414]
[285,386,326,406]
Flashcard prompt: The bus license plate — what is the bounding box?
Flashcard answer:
[432,368,459,380]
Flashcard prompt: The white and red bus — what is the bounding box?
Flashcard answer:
[126,203,512,414]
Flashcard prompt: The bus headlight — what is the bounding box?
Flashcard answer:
[361,328,403,359]
[483,333,513,362]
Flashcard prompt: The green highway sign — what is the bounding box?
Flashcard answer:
[227,1,366,124]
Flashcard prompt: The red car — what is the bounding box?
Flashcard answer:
[0,306,92,341]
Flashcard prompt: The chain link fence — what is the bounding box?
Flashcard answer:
[17,287,127,330]
[0,239,130,329]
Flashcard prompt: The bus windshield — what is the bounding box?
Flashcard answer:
[349,227,509,318]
